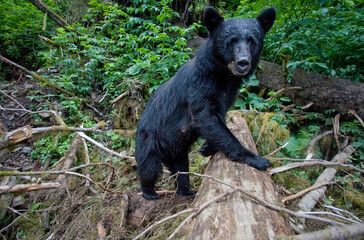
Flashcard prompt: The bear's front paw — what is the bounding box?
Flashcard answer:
[244,154,272,171]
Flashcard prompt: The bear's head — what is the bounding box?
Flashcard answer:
[204,7,276,77]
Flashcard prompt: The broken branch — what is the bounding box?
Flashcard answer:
[77,131,136,164]
[282,179,341,203]
[270,160,363,175]
[0,182,61,194]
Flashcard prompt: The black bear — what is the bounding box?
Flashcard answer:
[135,7,276,199]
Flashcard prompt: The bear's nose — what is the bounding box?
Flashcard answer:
[236,58,251,72]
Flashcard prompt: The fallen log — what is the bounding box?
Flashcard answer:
[181,112,293,239]
[277,222,364,240]
[297,145,356,213]
[256,60,364,119]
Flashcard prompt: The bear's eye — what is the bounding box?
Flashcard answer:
[248,37,256,47]
[228,37,238,45]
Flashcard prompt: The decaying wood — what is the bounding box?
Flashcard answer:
[0,177,17,221]
[256,60,364,119]
[0,182,61,194]
[56,135,81,185]
[277,223,364,240]
[0,122,104,149]
[305,131,333,160]
[297,145,356,213]
[180,112,293,239]
[97,221,106,240]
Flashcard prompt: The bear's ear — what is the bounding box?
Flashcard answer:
[204,7,224,32]
[257,7,276,33]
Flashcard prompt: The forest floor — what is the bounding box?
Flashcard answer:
[0,72,197,239]
[1,70,363,240]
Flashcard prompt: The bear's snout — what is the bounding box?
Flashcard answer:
[236,57,251,73]
[228,43,252,77]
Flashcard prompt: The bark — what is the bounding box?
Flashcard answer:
[27,0,70,29]
[297,145,356,213]
[256,60,364,119]
[181,112,293,240]
[277,223,364,240]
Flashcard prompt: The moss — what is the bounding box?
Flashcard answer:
[272,171,311,191]
[344,189,364,211]
[243,112,290,156]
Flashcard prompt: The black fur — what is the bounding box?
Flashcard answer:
[135,7,276,200]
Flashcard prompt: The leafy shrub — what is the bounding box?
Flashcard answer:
[0,0,57,69]
[41,0,197,99]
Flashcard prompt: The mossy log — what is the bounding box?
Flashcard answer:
[181,112,293,239]
[256,60,364,119]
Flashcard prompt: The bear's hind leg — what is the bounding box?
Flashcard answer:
[138,155,163,200]
[170,155,196,197]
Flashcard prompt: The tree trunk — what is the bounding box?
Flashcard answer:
[181,112,293,239]
[256,60,364,119]
[27,0,70,29]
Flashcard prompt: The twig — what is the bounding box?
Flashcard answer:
[305,131,333,160]
[0,216,22,233]
[6,207,30,220]
[349,109,364,128]
[77,131,136,164]
[324,205,362,222]
[303,211,360,224]
[333,113,341,150]
[265,142,289,157]
[270,160,364,175]
[273,158,324,161]
[282,179,341,203]
[85,103,104,118]
[133,209,195,240]
[0,55,72,96]
[267,87,302,102]
[0,170,123,194]
[0,90,25,109]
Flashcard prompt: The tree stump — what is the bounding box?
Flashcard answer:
[181,112,293,239]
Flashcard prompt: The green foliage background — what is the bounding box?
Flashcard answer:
[234,0,363,82]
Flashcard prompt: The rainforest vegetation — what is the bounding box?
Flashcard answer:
[0,0,363,239]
